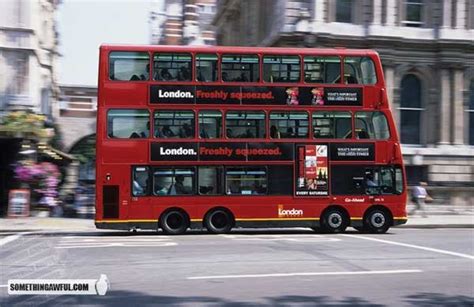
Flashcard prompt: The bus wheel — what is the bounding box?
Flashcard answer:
[321,209,348,233]
[364,209,391,234]
[205,209,233,234]
[160,210,189,235]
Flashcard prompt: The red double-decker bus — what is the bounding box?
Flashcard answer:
[95,45,407,234]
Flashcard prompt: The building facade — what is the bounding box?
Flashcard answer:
[214,0,474,204]
[150,0,216,45]
[0,0,62,215]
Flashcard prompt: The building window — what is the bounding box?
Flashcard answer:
[13,52,29,95]
[468,79,474,145]
[399,74,423,144]
[402,0,424,27]
[470,0,474,29]
[335,0,353,23]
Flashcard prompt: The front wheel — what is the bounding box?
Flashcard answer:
[321,209,348,233]
[160,210,189,235]
[364,209,391,234]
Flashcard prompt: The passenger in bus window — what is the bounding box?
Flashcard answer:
[357,129,370,139]
[140,64,150,80]
[140,121,150,138]
[160,68,173,81]
[178,66,191,81]
[173,175,190,194]
[179,123,194,138]
[159,125,175,138]
[365,173,377,187]
[226,128,233,138]
[222,72,229,81]
[286,127,295,138]
[270,125,281,139]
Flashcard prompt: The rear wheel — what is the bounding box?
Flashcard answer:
[321,209,348,233]
[160,210,189,235]
[364,209,391,234]
[205,209,233,234]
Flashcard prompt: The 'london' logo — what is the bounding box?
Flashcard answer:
[158,89,194,98]
[160,147,197,155]
[278,205,304,217]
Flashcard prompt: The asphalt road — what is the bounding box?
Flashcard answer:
[1,228,473,306]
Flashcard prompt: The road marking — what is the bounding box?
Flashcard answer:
[0,285,8,288]
[55,235,177,249]
[220,234,341,242]
[343,235,474,260]
[0,232,31,247]
[187,269,422,280]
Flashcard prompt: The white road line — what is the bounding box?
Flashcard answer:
[55,242,177,249]
[187,269,422,280]
[0,285,8,288]
[0,232,31,247]
[342,234,474,260]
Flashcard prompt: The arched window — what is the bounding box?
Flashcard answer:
[399,74,423,144]
[469,79,474,145]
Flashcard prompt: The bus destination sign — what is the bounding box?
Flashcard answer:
[150,85,362,106]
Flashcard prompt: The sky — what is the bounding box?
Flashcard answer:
[58,0,157,86]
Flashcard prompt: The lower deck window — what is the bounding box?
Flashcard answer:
[153,168,195,195]
[132,166,150,196]
[225,167,267,195]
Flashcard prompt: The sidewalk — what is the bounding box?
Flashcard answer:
[0,213,472,233]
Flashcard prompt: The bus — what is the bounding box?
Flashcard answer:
[95,45,407,234]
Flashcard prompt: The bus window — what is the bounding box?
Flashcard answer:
[225,167,267,195]
[109,52,149,81]
[154,110,195,139]
[153,53,192,81]
[196,54,218,82]
[198,167,223,195]
[344,57,377,84]
[263,55,300,83]
[199,111,222,139]
[313,111,352,139]
[221,54,259,82]
[225,111,265,138]
[355,111,390,139]
[153,168,195,196]
[132,166,149,196]
[107,109,150,139]
[303,56,341,83]
[269,111,308,138]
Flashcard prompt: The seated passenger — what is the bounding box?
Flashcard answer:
[140,64,150,80]
[345,75,358,84]
[160,68,173,81]
[226,128,233,138]
[130,75,140,81]
[177,66,191,81]
[159,125,175,138]
[270,125,281,139]
[357,129,370,139]
[200,128,209,139]
[222,72,229,82]
[179,123,194,138]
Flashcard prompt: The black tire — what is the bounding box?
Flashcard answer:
[160,210,189,235]
[205,209,233,234]
[321,209,348,233]
[364,209,391,234]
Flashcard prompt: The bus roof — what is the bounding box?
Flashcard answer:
[100,44,379,57]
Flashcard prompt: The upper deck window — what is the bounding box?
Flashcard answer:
[225,111,265,138]
[154,110,195,138]
[304,56,341,83]
[344,57,377,84]
[196,54,218,82]
[263,55,300,83]
[153,53,192,81]
[109,52,149,81]
[269,111,308,138]
[355,111,390,139]
[107,109,150,139]
[313,111,352,139]
[221,54,259,82]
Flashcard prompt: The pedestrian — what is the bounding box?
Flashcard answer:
[409,181,430,217]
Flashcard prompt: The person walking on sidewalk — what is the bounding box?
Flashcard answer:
[410,181,430,217]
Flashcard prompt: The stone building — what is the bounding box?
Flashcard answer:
[0,0,62,214]
[150,0,216,45]
[214,0,474,204]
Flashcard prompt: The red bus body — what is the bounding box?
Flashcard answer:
[96,45,407,234]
